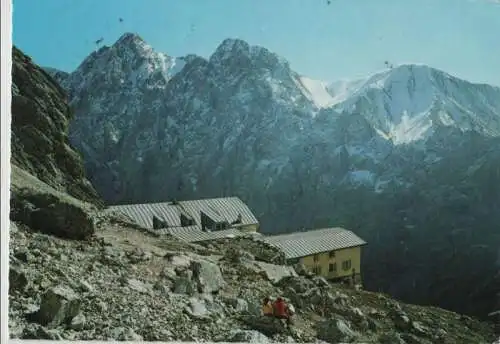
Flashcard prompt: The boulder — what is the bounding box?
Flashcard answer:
[315,318,360,343]
[22,324,64,340]
[9,265,28,292]
[166,254,192,268]
[390,308,412,331]
[278,276,315,294]
[34,285,81,327]
[241,315,289,337]
[173,277,196,295]
[126,247,152,263]
[312,276,330,288]
[222,297,249,313]
[160,266,178,280]
[10,221,19,233]
[293,263,309,276]
[77,280,94,293]
[227,329,271,343]
[70,312,86,331]
[377,332,406,344]
[224,248,255,264]
[191,260,225,294]
[254,261,298,284]
[12,191,95,240]
[13,248,30,263]
[126,278,152,294]
[108,327,144,341]
[185,298,211,319]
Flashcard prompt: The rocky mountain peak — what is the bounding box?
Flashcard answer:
[115,32,146,46]
[110,32,159,62]
[212,38,251,59]
[64,33,183,101]
[209,38,291,72]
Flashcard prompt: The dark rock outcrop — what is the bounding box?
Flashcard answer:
[10,189,95,240]
[11,47,102,207]
[10,47,102,240]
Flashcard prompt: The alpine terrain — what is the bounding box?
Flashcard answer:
[9,45,500,343]
[43,33,500,323]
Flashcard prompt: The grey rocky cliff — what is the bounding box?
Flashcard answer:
[10,47,105,242]
[11,47,102,207]
[44,33,500,320]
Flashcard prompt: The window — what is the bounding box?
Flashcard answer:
[288,258,300,265]
[342,260,352,271]
[152,215,167,229]
[329,251,336,258]
[313,254,320,262]
[312,266,322,275]
[329,263,336,272]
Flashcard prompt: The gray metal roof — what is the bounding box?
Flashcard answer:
[178,197,258,226]
[263,227,367,259]
[158,227,246,243]
[109,202,181,228]
[108,196,259,230]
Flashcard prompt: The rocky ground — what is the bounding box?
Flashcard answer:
[8,213,497,343]
[7,163,499,343]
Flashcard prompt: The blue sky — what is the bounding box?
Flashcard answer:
[12,0,500,86]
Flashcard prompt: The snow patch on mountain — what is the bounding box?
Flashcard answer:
[326,78,366,104]
[296,76,367,109]
[388,110,434,144]
[298,76,336,108]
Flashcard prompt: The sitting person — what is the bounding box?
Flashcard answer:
[262,297,273,316]
[272,297,293,328]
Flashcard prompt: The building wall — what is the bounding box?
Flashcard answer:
[239,224,259,233]
[297,246,362,280]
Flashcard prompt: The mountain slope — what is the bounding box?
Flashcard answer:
[46,33,500,320]
[11,47,102,206]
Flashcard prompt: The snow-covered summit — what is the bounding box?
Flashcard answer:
[332,64,500,144]
[63,32,188,100]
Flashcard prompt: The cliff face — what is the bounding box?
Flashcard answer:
[11,46,103,206]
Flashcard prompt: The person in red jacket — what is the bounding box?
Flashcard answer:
[272,297,293,328]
